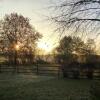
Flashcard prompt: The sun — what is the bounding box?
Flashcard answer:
[37,41,53,53]
[15,44,19,50]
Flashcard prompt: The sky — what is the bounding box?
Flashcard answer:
[0,0,100,54]
[0,0,59,53]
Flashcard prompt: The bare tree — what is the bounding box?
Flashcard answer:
[50,0,100,37]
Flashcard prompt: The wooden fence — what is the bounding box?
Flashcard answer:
[0,64,100,79]
[0,64,61,76]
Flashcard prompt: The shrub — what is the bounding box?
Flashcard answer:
[61,63,69,78]
[72,70,80,79]
[86,70,93,79]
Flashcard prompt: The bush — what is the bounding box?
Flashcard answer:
[86,70,93,79]
[72,70,80,79]
[61,62,80,78]
[61,63,69,78]
[62,70,68,78]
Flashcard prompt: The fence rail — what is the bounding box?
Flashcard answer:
[0,64,100,79]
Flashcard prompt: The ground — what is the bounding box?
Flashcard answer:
[0,73,93,100]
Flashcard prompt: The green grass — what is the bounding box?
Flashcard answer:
[0,73,93,100]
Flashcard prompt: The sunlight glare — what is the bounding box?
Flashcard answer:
[37,41,53,54]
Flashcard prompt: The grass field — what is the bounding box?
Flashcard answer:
[0,73,94,100]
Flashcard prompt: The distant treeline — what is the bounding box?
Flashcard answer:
[0,52,100,65]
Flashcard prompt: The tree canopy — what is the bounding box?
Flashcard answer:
[56,36,95,55]
[0,13,42,64]
[0,13,41,53]
[55,36,96,63]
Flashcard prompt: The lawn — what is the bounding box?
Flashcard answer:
[0,73,94,100]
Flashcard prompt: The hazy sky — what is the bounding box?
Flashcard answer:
[0,0,100,54]
[0,0,59,51]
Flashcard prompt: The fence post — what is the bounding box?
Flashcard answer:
[58,65,60,78]
[37,64,39,75]
[0,64,1,73]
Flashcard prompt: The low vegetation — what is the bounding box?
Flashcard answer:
[0,74,96,100]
